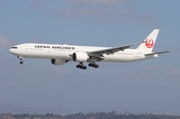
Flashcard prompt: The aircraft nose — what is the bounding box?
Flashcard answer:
[9,48,13,53]
[9,47,18,55]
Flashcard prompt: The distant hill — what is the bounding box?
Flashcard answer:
[0,112,180,119]
[0,103,179,116]
[0,103,76,115]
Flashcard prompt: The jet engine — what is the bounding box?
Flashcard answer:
[51,59,67,65]
[72,52,89,62]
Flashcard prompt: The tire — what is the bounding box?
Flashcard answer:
[95,65,99,68]
[83,66,87,70]
[76,65,80,68]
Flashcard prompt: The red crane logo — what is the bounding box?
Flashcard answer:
[145,38,154,48]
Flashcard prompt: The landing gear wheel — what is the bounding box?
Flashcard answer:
[95,64,99,68]
[83,66,87,70]
[18,56,24,65]
[76,65,80,68]
[76,63,87,70]
[92,64,95,67]
[88,63,99,68]
[20,61,24,64]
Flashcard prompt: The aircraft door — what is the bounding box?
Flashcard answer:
[25,46,29,52]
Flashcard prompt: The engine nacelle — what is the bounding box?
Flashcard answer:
[72,52,89,62]
[51,59,67,65]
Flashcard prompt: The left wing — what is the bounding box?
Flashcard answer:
[87,42,143,56]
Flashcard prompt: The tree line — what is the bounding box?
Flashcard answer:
[0,111,180,119]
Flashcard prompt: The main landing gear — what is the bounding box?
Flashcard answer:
[88,63,99,68]
[76,62,87,70]
[76,62,99,70]
[18,56,24,64]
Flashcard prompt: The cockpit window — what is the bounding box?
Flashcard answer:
[12,47,17,49]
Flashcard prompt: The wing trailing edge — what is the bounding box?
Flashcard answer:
[87,42,143,56]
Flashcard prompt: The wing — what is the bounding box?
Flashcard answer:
[144,50,171,56]
[87,42,143,56]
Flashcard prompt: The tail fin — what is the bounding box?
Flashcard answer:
[136,29,159,52]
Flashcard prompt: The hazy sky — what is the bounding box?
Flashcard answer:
[0,0,180,115]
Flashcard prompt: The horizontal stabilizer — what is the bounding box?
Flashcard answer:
[144,51,171,56]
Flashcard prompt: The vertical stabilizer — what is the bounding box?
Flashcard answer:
[136,29,159,52]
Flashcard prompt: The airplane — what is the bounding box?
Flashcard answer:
[9,29,170,70]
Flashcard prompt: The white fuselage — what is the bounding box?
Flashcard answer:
[9,29,169,69]
[9,43,155,63]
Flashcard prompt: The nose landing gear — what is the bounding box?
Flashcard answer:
[20,61,24,64]
[18,56,24,64]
